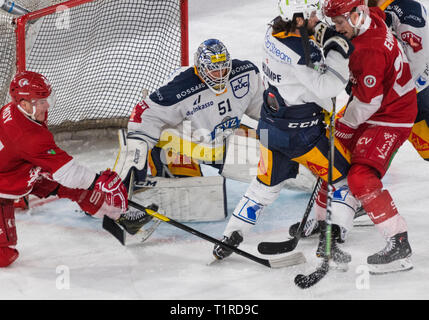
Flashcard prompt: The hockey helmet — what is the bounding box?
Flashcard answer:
[194,39,232,94]
[9,71,56,120]
[323,0,368,29]
[278,0,320,21]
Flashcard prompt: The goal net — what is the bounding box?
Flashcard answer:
[0,0,188,133]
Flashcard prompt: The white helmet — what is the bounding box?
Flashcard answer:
[278,0,320,21]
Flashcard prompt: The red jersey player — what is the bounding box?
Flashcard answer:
[0,71,130,267]
[323,0,418,274]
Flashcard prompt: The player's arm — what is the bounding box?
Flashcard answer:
[295,23,353,101]
[244,69,264,122]
[335,49,386,147]
[21,133,128,218]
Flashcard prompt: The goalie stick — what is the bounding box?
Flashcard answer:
[103,199,306,269]
[257,177,323,255]
[294,97,337,289]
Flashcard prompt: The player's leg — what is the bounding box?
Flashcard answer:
[0,199,19,267]
[347,124,413,273]
[213,145,298,260]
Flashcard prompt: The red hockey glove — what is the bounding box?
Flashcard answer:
[334,118,356,150]
[31,177,60,199]
[56,186,105,215]
[93,169,128,213]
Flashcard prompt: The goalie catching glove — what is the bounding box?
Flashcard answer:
[314,22,354,59]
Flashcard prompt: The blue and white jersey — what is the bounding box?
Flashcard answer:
[261,26,350,112]
[127,59,263,148]
[385,0,429,92]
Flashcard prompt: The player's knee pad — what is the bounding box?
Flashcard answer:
[347,164,383,199]
[0,200,17,247]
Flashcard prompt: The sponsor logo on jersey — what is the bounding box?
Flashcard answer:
[186,99,214,117]
[401,31,422,52]
[264,32,292,64]
[2,106,12,124]
[410,132,429,151]
[230,63,255,77]
[211,116,240,140]
[47,149,56,155]
[376,132,398,160]
[230,74,249,99]
[363,75,377,88]
[306,161,328,177]
[176,83,206,100]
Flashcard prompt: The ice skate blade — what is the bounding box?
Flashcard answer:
[368,257,413,275]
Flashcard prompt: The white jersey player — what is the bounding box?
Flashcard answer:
[115,39,264,225]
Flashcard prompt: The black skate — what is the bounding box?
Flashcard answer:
[212,231,243,260]
[367,232,413,274]
[316,222,351,270]
[117,204,158,235]
[289,219,321,238]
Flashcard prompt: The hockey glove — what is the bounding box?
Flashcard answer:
[31,176,60,198]
[56,185,106,215]
[94,169,128,213]
[334,118,356,150]
[314,22,354,59]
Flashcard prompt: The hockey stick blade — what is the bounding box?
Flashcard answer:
[257,236,298,255]
[257,178,323,255]
[294,259,329,289]
[103,215,126,245]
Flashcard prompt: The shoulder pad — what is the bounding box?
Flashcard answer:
[229,59,259,78]
[386,0,426,28]
[276,36,322,65]
[149,67,207,106]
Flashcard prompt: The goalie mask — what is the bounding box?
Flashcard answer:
[194,39,232,95]
[9,71,56,122]
[278,0,320,21]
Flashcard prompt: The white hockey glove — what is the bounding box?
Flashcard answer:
[314,22,354,59]
[116,134,149,190]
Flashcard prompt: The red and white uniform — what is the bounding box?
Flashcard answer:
[0,103,96,200]
[342,8,417,131]
[341,9,418,238]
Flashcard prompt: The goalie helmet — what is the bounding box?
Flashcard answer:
[194,39,232,94]
[278,0,320,21]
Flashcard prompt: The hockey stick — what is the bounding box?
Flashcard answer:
[119,199,306,268]
[294,97,337,289]
[257,177,323,255]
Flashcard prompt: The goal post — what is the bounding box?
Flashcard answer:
[2,0,189,133]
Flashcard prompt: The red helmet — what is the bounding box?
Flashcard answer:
[323,0,365,17]
[9,71,52,104]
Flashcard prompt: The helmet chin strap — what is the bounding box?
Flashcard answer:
[17,104,37,121]
[348,7,366,37]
